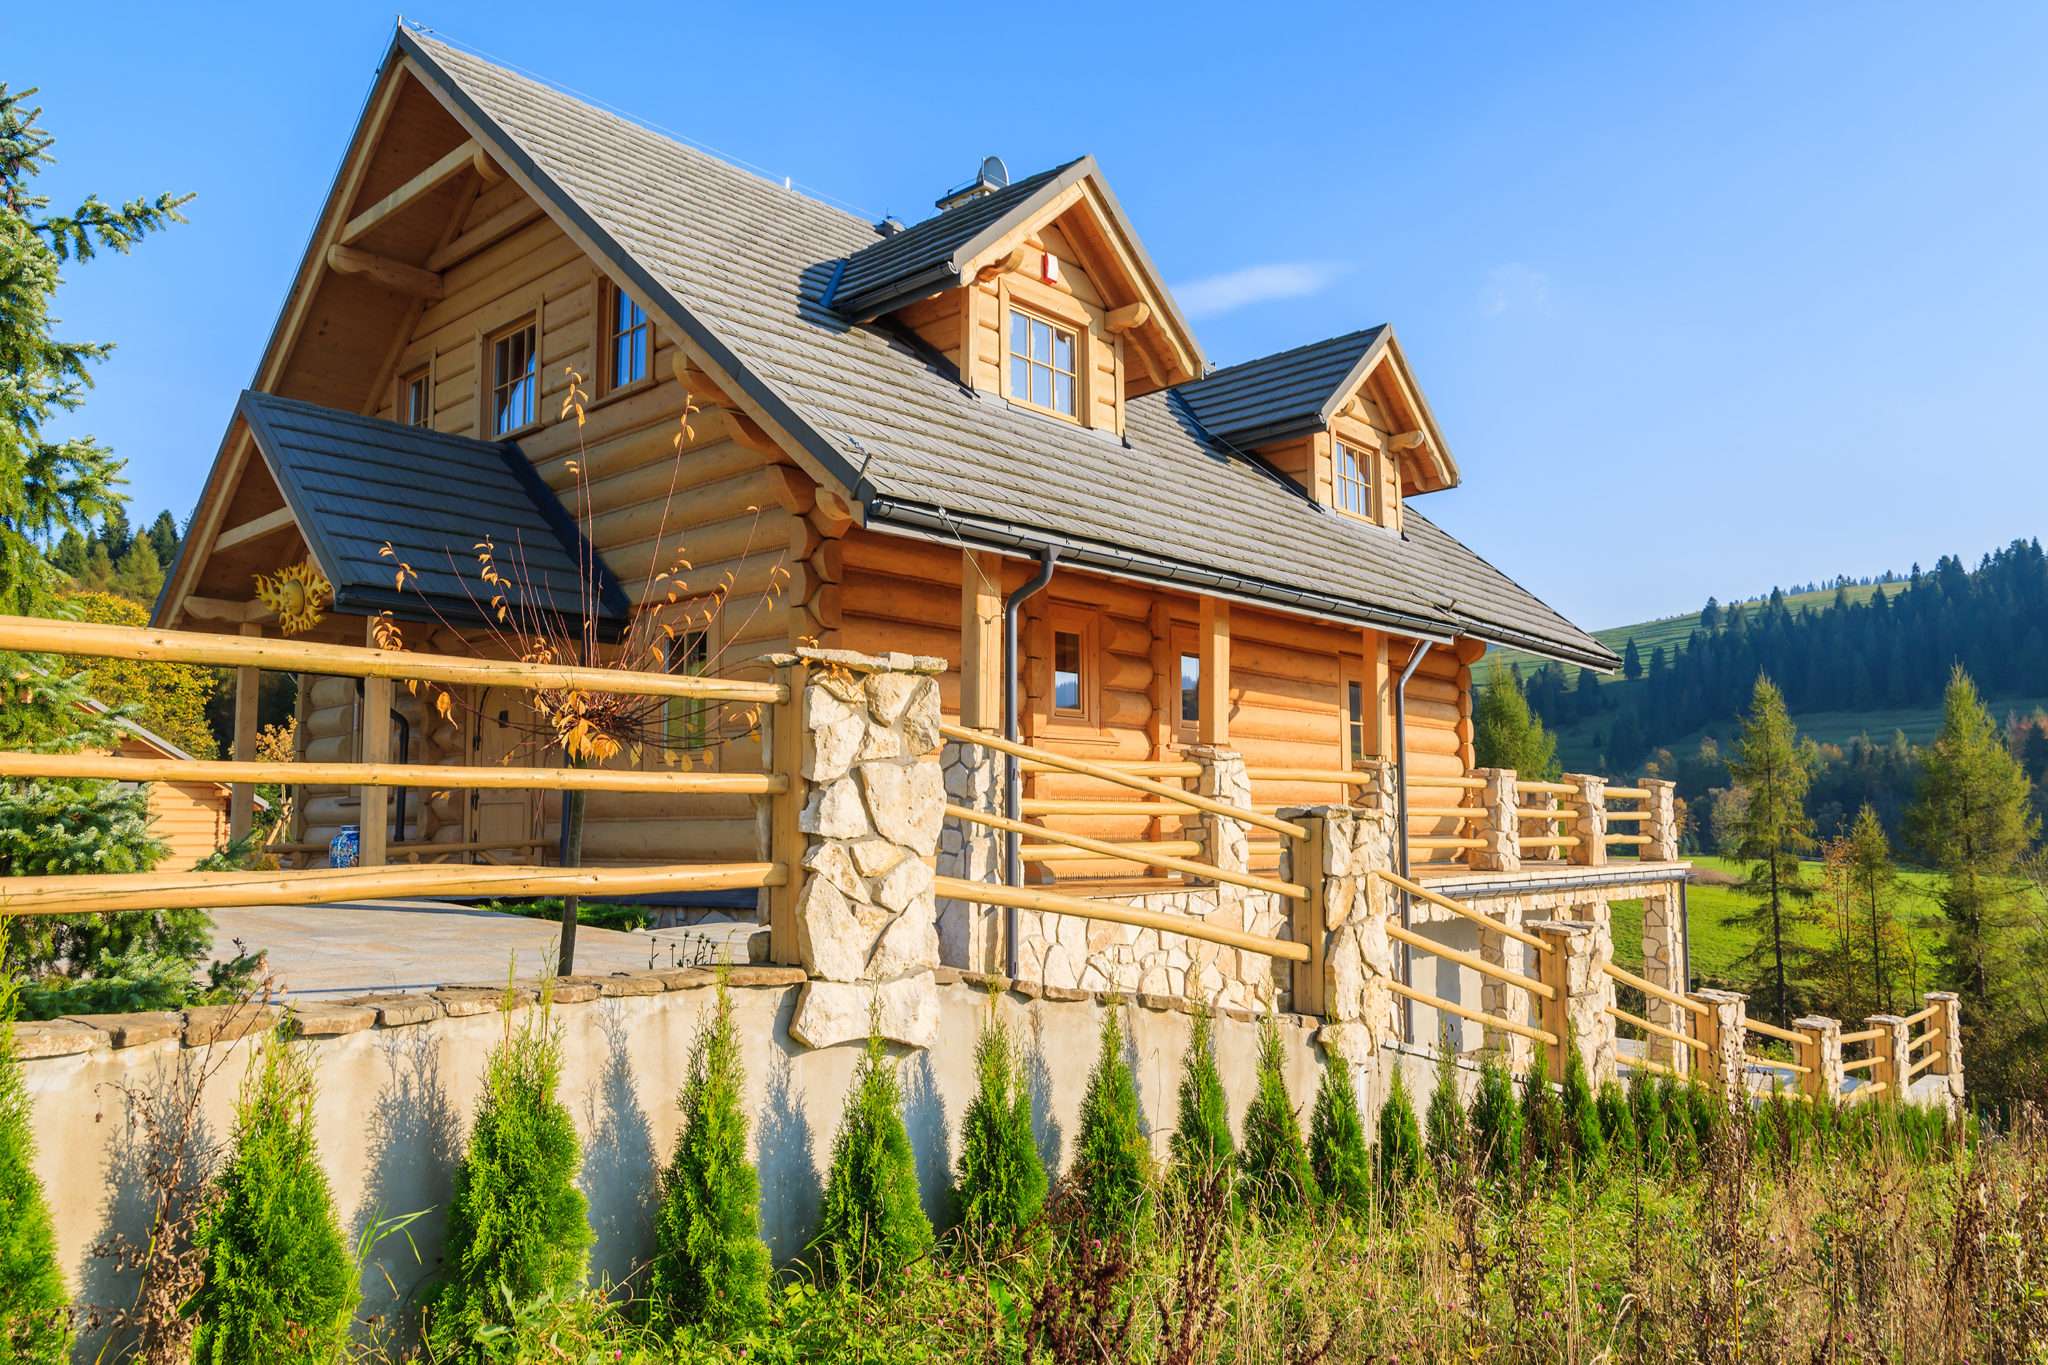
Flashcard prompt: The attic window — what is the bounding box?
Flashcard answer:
[1007,308,1077,418]
[605,284,651,391]
[490,320,538,435]
[1334,441,1375,521]
[401,367,432,428]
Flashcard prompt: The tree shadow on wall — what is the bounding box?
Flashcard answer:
[755,1047,820,1264]
[1022,1008,1064,1173]
[581,1002,656,1285]
[900,1048,954,1232]
[352,1027,462,1339]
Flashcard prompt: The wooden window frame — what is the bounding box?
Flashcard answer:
[1333,439,1376,522]
[487,315,540,437]
[1043,604,1102,736]
[598,278,655,399]
[663,626,713,757]
[998,274,1093,425]
[1171,622,1200,745]
[1006,304,1080,421]
[399,364,433,429]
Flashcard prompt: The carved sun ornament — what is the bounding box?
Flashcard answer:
[253,560,333,635]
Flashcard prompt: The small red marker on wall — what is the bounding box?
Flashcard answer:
[1041,251,1062,284]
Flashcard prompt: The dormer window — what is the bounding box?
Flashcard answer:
[1007,307,1077,418]
[1334,440,1375,521]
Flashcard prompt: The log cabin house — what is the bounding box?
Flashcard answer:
[157,26,1684,1003]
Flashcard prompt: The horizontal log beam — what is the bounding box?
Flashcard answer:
[0,615,787,703]
[1387,978,1557,1048]
[340,139,479,244]
[213,506,298,552]
[949,804,1305,902]
[933,875,1308,963]
[326,244,445,299]
[1370,868,1553,954]
[0,861,784,917]
[0,752,785,795]
[1020,840,1204,862]
[426,196,546,271]
[1386,921,1556,1000]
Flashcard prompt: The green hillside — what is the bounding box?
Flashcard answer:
[1488,581,1893,685]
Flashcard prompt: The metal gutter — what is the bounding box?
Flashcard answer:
[1002,547,1057,979]
[1392,640,1432,1045]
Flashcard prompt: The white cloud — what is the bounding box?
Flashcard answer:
[1171,261,1349,319]
[1481,262,1552,316]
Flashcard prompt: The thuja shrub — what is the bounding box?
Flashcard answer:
[1558,1040,1603,1173]
[1307,1052,1371,1219]
[1374,1065,1424,1209]
[1657,1077,1697,1175]
[1071,999,1151,1239]
[1595,1079,1638,1164]
[951,1002,1047,1251]
[1238,1015,1313,1224]
[1423,1034,1467,1178]
[0,971,71,1364]
[188,1025,355,1365]
[649,976,770,1331]
[1521,1049,1567,1177]
[1469,1052,1523,1181]
[1630,1069,1670,1174]
[427,989,593,1359]
[814,1028,932,1288]
[1168,1007,1233,1193]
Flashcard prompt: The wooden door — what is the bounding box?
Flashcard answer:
[471,687,536,862]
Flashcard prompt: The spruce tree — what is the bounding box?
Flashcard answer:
[1423,1033,1468,1178]
[1469,1052,1524,1181]
[1238,1016,1314,1224]
[427,993,592,1359]
[814,1028,932,1288]
[1373,1065,1424,1210]
[1168,1007,1233,1192]
[1071,1000,1151,1238]
[188,1026,356,1365]
[649,977,770,1330]
[1474,667,1559,780]
[0,83,186,615]
[1729,675,1817,1024]
[1910,666,2038,1011]
[1307,1053,1371,1219]
[951,1002,1047,1250]
[0,970,71,1363]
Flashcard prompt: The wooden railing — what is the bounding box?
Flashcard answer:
[0,614,787,916]
[1367,868,1559,1050]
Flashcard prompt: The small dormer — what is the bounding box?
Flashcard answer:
[828,157,1204,435]
[1172,327,1457,532]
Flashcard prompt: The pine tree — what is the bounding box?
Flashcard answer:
[1071,1000,1151,1239]
[1423,1033,1468,1178]
[649,977,770,1330]
[1730,675,1816,1024]
[0,970,71,1363]
[1238,1015,1314,1224]
[1558,1038,1604,1173]
[1308,1053,1372,1220]
[1373,1065,1424,1210]
[814,1027,933,1288]
[427,993,592,1358]
[951,1002,1047,1250]
[1910,666,2038,1008]
[1474,667,1559,780]
[188,1026,356,1365]
[1469,1053,1523,1181]
[1169,1007,1233,1192]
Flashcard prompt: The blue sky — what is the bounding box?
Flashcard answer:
[11,1,2047,628]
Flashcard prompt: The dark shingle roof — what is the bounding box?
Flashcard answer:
[1174,327,1388,448]
[395,30,1615,669]
[237,390,629,629]
[830,161,1081,318]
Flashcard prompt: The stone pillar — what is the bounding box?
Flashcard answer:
[1865,1012,1910,1100]
[1471,767,1521,872]
[1522,786,1561,862]
[1187,745,1250,880]
[783,648,946,1050]
[1793,1015,1843,1102]
[1642,778,1679,861]
[1690,987,1748,1093]
[1640,887,1689,1074]
[1564,771,1607,867]
[1305,799,1401,1110]
[936,738,1003,973]
[1478,897,1533,1071]
[1530,919,1616,1087]
[1924,991,1964,1111]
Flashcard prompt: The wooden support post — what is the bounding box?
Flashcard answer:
[1288,814,1330,1018]
[1530,919,1616,1086]
[959,549,1003,732]
[1793,1015,1843,1101]
[767,676,804,968]
[229,622,262,841]
[359,675,393,869]
[1198,597,1229,745]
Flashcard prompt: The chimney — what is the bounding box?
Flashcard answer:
[935,155,1010,212]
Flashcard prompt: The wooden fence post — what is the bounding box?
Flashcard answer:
[1564,772,1607,867]
[1530,919,1617,1087]
[1793,1015,1843,1102]
[229,622,262,841]
[1285,813,1331,1019]
[1690,988,1748,1093]
[766,673,803,967]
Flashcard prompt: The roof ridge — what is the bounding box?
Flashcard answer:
[1182,326,1386,386]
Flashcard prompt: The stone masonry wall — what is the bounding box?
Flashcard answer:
[1011,886,1291,1012]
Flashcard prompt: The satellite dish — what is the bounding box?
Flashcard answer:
[979,155,1010,190]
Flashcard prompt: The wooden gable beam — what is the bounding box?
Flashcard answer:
[325,244,445,299]
[339,137,480,245]
[212,505,297,552]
